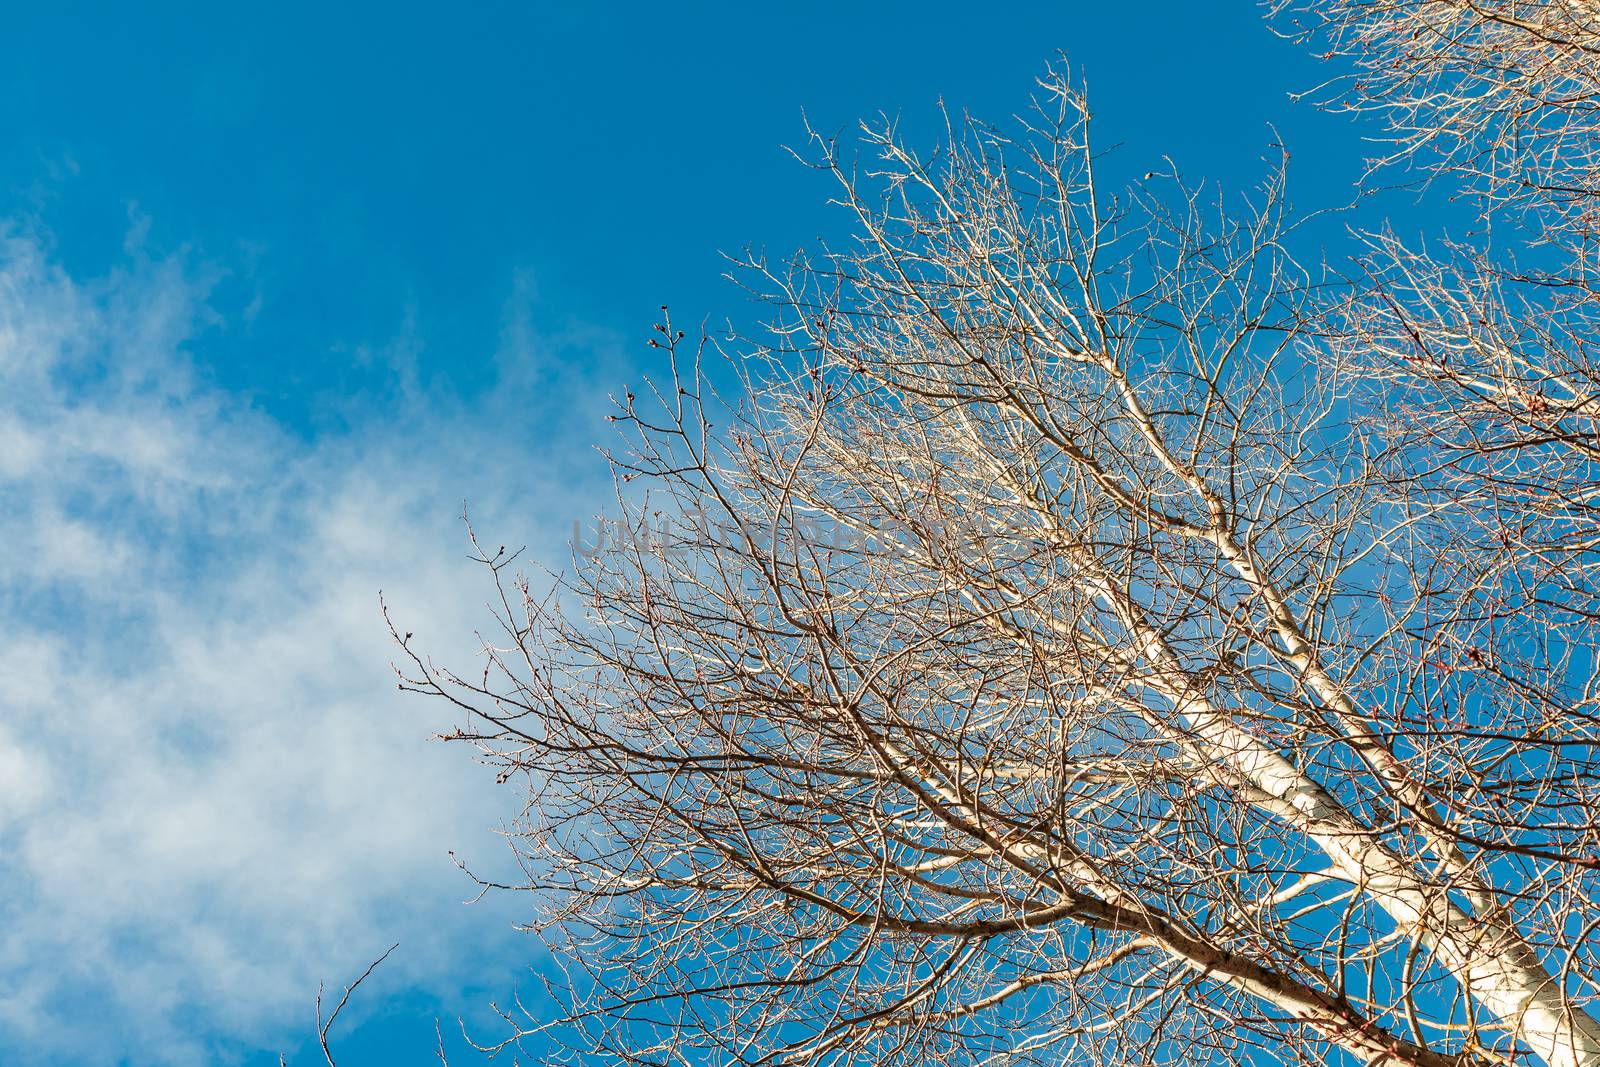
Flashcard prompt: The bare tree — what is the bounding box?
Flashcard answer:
[397,9,1600,1065]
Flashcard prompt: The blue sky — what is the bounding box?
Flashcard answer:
[0,4,1385,1065]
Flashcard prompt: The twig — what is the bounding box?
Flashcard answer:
[315,943,399,1067]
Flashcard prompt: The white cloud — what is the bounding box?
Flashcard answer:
[0,227,620,1064]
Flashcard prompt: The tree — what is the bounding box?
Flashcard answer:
[396,4,1600,1064]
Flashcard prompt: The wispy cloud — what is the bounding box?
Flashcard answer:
[0,227,620,1064]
